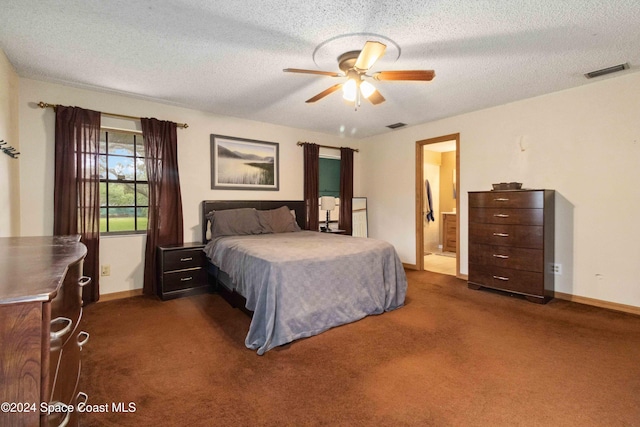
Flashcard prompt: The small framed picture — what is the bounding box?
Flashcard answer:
[210,134,279,191]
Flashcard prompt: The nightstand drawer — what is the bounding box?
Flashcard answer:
[162,268,207,292]
[163,248,206,271]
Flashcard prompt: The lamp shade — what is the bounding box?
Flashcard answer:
[342,79,357,102]
[320,196,336,211]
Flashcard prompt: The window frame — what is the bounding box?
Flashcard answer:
[99,127,148,236]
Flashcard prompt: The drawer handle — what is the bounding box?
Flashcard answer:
[77,331,90,348]
[48,401,71,427]
[493,198,510,202]
[493,275,510,281]
[78,276,92,287]
[180,257,193,262]
[492,233,509,237]
[493,213,510,218]
[180,276,193,282]
[492,254,509,259]
[76,391,88,405]
[50,317,73,341]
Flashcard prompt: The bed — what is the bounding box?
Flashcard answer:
[202,200,407,355]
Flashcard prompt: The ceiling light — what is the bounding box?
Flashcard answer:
[360,81,376,99]
[342,79,357,102]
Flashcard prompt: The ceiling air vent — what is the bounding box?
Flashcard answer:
[386,122,407,130]
[584,63,629,79]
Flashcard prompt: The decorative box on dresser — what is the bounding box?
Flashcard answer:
[157,242,209,300]
[468,189,555,303]
[0,235,90,427]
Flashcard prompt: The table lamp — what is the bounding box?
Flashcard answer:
[320,196,336,232]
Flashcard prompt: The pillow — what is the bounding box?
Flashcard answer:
[257,206,301,233]
[210,208,263,238]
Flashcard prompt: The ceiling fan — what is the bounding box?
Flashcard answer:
[284,40,435,107]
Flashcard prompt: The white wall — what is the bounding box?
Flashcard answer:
[18,78,361,294]
[362,71,640,308]
[0,49,20,237]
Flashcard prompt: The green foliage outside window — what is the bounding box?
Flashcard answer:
[99,130,148,234]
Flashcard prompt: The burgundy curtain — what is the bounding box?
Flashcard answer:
[54,106,101,304]
[338,147,354,235]
[141,118,183,296]
[303,143,320,231]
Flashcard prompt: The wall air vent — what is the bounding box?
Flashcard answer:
[386,122,407,129]
[584,63,629,79]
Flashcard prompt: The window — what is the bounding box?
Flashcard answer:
[319,157,340,197]
[99,129,148,234]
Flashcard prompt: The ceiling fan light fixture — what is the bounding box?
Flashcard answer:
[342,78,357,102]
[360,81,376,99]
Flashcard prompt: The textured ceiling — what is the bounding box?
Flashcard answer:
[1,0,639,139]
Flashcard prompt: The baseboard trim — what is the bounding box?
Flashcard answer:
[403,263,418,270]
[99,289,143,302]
[554,291,640,316]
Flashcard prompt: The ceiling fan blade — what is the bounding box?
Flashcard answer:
[373,70,436,81]
[354,41,386,71]
[306,83,343,103]
[366,90,386,105]
[283,68,342,77]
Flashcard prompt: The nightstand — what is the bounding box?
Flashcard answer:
[157,242,210,300]
[321,229,347,235]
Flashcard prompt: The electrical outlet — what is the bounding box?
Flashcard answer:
[549,263,562,275]
[101,264,111,276]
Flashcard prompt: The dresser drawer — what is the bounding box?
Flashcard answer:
[469,223,543,248]
[162,268,207,292]
[469,208,543,225]
[469,191,543,209]
[50,260,84,348]
[469,244,543,272]
[163,248,206,271]
[469,263,544,296]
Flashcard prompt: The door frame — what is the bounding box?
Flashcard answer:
[415,133,461,276]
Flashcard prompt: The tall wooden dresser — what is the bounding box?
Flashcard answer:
[0,236,90,426]
[468,189,555,303]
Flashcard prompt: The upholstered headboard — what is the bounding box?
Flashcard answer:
[201,200,307,243]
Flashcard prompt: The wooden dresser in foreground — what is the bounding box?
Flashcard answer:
[0,236,90,427]
[468,189,555,303]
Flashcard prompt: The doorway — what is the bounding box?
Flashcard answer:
[415,134,460,277]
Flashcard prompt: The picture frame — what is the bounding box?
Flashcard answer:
[210,134,279,191]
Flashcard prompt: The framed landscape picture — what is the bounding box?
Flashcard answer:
[210,134,279,190]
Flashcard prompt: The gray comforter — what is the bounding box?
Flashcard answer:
[203,231,407,355]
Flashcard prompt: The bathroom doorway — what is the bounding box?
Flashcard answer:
[415,134,460,276]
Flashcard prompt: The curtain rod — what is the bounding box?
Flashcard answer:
[37,102,189,129]
[296,141,359,152]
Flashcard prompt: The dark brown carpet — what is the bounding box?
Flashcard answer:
[78,271,640,426]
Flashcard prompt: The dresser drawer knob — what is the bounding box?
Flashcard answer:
[493,275,510,281]
[493,213,510,218]
[492,233,509,237]
[180,276,193,282]
[180,257,193,262]
[78,276,92,287]
[492,254,509,259]
[50,317,73,341]
[77,331,90,349]
[493,198,510,202]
